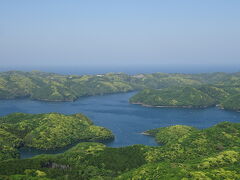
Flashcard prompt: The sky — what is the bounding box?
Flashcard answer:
[0,0,240,71]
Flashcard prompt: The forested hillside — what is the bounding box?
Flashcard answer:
[130,87,216,108]
[130,84,240,111]
[0,122,239,179]
[0,71,239,102]
[0,113,114,161]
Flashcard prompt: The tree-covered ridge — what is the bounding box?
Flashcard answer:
[0,71,135,101]
[0,70,240,110]
[0,122,239,179]
[0,71,240,102]
[130,87,216,108]
[0,113,114,161]
[117,122,240,179]
[130,84,240,110]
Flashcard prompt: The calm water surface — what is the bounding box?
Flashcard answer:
[0,92,239,158]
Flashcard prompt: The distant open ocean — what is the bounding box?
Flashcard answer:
[0,65,239,75]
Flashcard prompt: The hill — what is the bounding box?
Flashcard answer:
[0,113,114,161]
[130,85,240,111]
[221,94,240,111]
[130,87,216,108]
[0,71,239,102]
[0,122,239,179]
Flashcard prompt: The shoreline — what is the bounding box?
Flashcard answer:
[131,102,240,112]
[131,102,210,109]
[0,91,136,103]
[140,132,151,136]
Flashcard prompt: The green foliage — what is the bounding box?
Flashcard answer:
[0,122,239,179]
[116,162,187,180]
[198,150,240,169]
[198,85,229,102]
[130,87,216,108]
[145,125,197,144]
[117,122,240,179]
[221,94,240,111]
[0,113,114,160]
[0,70,240,110]
[0,71,238,98]
[0,143,148,179]
[144,122,240,165]
[0,128,22,161]
[117,161,240,180]
[0,71,135,101]
[130,82,240,111]
[0,71,240,178]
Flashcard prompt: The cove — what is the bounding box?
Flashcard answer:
[0,92,239,158]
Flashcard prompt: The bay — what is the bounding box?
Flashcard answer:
[0,92,239,158]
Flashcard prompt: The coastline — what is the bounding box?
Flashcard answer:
[131,102,240,112]
[131,102,210,109]
[140,132,151,136]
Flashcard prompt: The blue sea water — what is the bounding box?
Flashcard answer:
[0,92,239,158]
[1,65,239,75]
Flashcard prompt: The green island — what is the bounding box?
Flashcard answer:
[130,85,240,110]
[0,121,239,179]
[0,71,240,111]
[0,113,114,161]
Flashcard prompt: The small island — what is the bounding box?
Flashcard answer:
[0,113,114,161]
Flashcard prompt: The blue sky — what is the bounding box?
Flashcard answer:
[0,0,240,69]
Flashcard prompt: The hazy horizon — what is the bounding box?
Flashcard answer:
[1,1,240,69]
[0,64,239,75]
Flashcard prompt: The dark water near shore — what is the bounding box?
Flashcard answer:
[0,92,240,158]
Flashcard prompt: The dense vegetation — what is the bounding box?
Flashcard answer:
[0,70,239,178]
[221,94,240,111]
[130,84,240,110]
[0,122,239,179]
[0,70,239,110]
[0,113,114,161]
[0,71,135,101]
[130,87,216,108]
